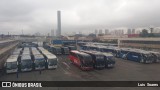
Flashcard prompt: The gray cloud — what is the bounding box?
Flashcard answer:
[0,0,160,35]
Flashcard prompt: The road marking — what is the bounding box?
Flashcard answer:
[62,62,70,69]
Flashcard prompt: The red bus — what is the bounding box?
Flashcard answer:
[68,50,93,70]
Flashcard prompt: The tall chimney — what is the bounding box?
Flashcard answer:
[57,11,61,37]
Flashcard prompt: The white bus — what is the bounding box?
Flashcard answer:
[44,54,58,69]
[38,47,58,69]
[20,55,33,72]
[34,54,46,70]
[5,55,18,73]
[12,48,22,55]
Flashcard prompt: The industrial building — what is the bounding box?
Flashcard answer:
[118,38,160,50]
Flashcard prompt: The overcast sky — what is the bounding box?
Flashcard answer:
[0,0,160,35]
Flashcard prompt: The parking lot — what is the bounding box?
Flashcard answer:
[0,55,160,90]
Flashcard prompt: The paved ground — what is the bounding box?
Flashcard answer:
[0,55,160,90]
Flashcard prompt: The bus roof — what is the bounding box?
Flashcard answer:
[62,47,69,49]
[21,55,31,60]
[34,54,44,59]
[71,50,91,56]
[101,52,113,57]
[148,51,160,54]
[45,54,57,59]
[38,47,46,50]
[22,52,30,55]
[6,55,18,62]
[80,50,103,56]
[32,50,41,55]
[129,49,151,54]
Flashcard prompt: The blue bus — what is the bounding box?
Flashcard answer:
[126,50,154,63]
[116,48,132,59]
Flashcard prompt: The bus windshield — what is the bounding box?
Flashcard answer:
[143,54,152,60]
[21,60,32,69]
[48,59,57,66]
[35,59,45,67]
[82,56,93,67]
[6,62,17,70]
[56,48,61,52]
[107,56,115,61]
[95,55,105,64]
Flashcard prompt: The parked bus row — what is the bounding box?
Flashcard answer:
[68,50,115,70]
[43,43,76,55]
[5,47,58,74]
[81,45,160,64]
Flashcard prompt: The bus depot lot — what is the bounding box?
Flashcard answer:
[0,55,160,90]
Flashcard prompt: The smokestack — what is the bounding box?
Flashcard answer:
[57,10,61,37]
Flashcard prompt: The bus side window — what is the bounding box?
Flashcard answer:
[70,52,76,58]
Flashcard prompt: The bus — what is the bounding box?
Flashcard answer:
[69,50,93,70]
[149,51,160,63]
[61,47,69,54]
[102,53,116,68]
[33,54,46,70]
[126,50,154,63]
[51,47,62,55]
[89,45,98,51]
[81,45,90,50]
[38,47,58,69]
[23,47,30,55]
[5,55,18,73]
[80,50,105,69]
[20,55,33,72]
[44,54,58,69]
[37,47,46,53]
[116,48,132,59]
[68,46,77,51]
[103,46,120,57]
[12,48,22,55]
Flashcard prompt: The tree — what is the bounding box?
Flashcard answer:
[140,29,149,37]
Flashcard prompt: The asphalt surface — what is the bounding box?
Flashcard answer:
[0,55,160,90]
